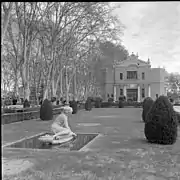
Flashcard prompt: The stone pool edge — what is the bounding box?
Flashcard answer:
[2,132,103,153]
[79,133,103,152]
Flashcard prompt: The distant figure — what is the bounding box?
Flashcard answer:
[51,106,76,140]
[12,98,17,105]
[123,96,126,101]
[20,98,24,104]
[169,98,174,105]
[56,100,60,105]
[39,99,43,105]
[156,94,158,99]
[60,97,64,104]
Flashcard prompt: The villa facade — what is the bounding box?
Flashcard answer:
[101,53,168,102]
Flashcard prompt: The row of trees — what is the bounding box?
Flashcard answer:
[1,2,129,103]
[166,73,180,100]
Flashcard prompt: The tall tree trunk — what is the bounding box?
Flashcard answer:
[21,2,30,101]
[13,70,18,97]
[73,69,77,100]
[60,68,63,98]
[21,62,30,100]
[43,63,53,100]
[51,79,56,97]
[65,66,69,104]
[43,45,54,100]
[35,72,42,105]
[1,2,13,45]
[52,73,61,98]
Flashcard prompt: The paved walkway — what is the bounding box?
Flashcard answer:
[174,106,180,113]
[2,108,180,179]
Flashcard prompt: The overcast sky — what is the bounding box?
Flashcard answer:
[112,2,180,73]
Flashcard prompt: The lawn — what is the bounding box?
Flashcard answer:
[2,108,180,180]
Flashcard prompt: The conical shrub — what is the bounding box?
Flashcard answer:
[142,97,154,122]
[85,99,92,111]
[95,97,101,108]
[144,95,178,145]
[118,100,124,108]
[175,111,180,124]
[118,96,124,108]
[40,99,53,120]
[23,99,30,108]
[70,100,78,114]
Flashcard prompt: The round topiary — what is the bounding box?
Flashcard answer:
[174,111,180,124]
[142,97,154,122]
[85,99,92,111]
[144,95,178,145]
[95,98,101,108]
[70,100,78,114]
[23,99,30,108]
[12,98,17,105]
[40,99,53,121]
[177,113,180,124]
[142,97,151,109]
[118,100,124,108]
[108,97,113,107]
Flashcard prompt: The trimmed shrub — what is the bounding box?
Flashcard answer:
[108,98,113,106]
[144,95,178,145]
[3,108,17,113]
[69,100,78,114]
[175,111,180,124]
[12,99,17,105]
[85,99,92,111]
[40,99,53,121]
[23,99,30,108]
[118,100,124,108]
[142,97,154,122]
[56,100,59,105]
[118,96,124,108]
[142,97,151,109]
[95,98,101,108]
[101,102,111,108]
[135,102,143,108]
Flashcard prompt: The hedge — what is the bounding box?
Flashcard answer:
[1,104,83,125]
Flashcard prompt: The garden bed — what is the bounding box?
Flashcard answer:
[100,101,142,108]
[1,103,85,125]
[2,104,63,114]
[1,107,63,125]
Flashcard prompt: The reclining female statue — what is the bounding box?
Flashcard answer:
[51,106,76,141]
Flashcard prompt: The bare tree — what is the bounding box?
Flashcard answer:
[2,2,125,103]
[14,2,48,100]
[1,2,13,45]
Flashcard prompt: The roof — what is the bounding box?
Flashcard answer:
[114,53,150,67]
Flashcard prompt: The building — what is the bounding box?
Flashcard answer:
[101,53,168,102]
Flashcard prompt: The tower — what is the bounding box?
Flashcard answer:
[136,52,139,58]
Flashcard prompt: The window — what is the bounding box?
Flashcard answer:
[142,72,145,80]
[120,89,123,96]
[142,88,145,98]
[120,73,123,80]
[127,71,138,79]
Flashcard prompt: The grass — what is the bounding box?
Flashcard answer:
[2,108,180,180]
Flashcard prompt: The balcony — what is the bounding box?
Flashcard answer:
[126,71,138,80]
[126,77,138,81]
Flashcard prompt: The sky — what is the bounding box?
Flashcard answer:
[112,2,180,73]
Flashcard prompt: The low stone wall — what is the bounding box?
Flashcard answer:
[2,107,64,125]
